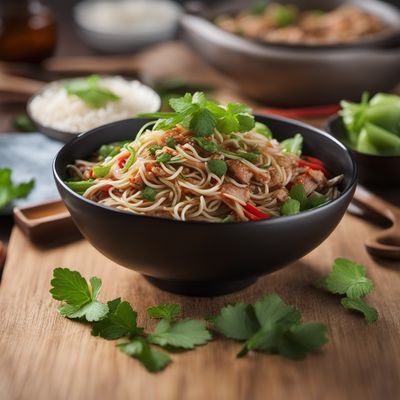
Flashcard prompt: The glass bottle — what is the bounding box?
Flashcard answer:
[0,0,57,63]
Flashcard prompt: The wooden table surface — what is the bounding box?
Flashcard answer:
[0,210,399,400]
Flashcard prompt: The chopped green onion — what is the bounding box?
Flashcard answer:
[148,145,162,155]
[156,153,172,163]
[142,186,157,201]
[166,137,177,149]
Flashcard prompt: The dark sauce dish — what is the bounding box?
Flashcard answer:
[53,116,357,296]
[327,114,400,187]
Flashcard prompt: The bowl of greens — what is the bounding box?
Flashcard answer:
[327,92,400,186]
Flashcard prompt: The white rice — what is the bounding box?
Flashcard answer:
[29,76,160,134]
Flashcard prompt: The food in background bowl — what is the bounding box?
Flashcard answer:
[28,75,160,140]
[340,93,400,156]
[64,93,342,222]
[216,3,387,46]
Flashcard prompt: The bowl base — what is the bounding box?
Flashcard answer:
[144,275,258,297]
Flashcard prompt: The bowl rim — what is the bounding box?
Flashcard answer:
[26,76,161,141]
[326,113,400,160]
[53,114,358,226]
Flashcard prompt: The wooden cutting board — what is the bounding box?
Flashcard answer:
[0,213,399,400]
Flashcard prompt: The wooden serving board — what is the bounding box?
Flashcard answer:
[0,213,399,400]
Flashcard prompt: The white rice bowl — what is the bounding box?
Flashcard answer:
[28,76,161,134]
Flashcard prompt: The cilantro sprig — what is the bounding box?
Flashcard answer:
[65,75,121,108]
[138,92,255,137]
[211,294,328,359]
[50,268,109,322]
[0,168,35,209]
[315,258,378,324]
[50,269,211,372]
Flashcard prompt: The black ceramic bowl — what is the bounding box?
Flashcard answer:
[327,114,400,187]
[53,116,357,296]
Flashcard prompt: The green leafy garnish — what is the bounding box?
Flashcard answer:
[211,294,328,359]
[280,184,328,216]
[14,114,36,132]
[156,153,172,163]
[251,0,268,15]
[91,300,141,340]
[207,160,227,177]
[50,268,109,322]
[142,186,157,202]
[272,4,298,28]
[193,137,220,153]
[340,298,378,325]
[50,268,212,372]
[148,145,162,155]
[280,133,303,155]
[165,137,177,149]
[147,304,181,320]
[118,339,171,372]
[139,92,255,137]
[318,258,374,299]
[315,258,378,324]
[148,319,212,349]
[0,168,35,208]
[65,75,120,108]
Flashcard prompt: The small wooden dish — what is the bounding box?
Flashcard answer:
[13,199,79,243]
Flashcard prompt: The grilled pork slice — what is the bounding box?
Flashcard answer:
[220,183,250,204]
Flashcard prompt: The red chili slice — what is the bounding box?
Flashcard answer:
[303,156,324,166]
[244,203,271,220]
[297,160,329,177]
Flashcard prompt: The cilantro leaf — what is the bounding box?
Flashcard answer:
[91,301,140,340]
[50,268,109,322]
[118,339,171,372]
[65,75,120,108]
[193,137,220,153]
[190,108,216,136]
[169,93,195,113]
[254,294,301,329]
[156,153,172,163]
[142,186,157,201]
[341,297,378,325]
[0,168,35,209]
[166,137,177,149]
[147,304,181,320]
[207,160,227,177]
[212,303,259,340]
[322,258,374,299]
[277,323,328,359]
[50,268,92,306]
[148,319,212,349]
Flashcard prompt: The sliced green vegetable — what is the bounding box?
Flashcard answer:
[272,4,298,28]
[165,137,177,149]
[65,180,95,194]
[236,151,259,163]
[280,198,300,216]
[93,165,110,178]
